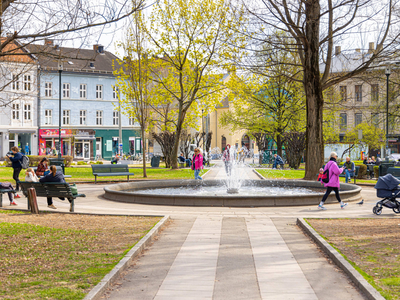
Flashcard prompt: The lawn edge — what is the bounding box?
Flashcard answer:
[253,169,266,180]
[297,218,385,300]
[83,215,170,300]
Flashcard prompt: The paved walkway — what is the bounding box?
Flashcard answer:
[4,164,383,299]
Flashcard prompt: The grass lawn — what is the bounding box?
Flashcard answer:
[0,167,208,183]
[307,218,400,300]
[0,210,161,300]
[255,168,377,184]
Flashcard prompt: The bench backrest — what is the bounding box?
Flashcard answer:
[19,181,73,198]
[387,167,400,177]
[92,164,129,173]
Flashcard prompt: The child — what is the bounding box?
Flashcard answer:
[317,168,324,185]
[25,168,39,182]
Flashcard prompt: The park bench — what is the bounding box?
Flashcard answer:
[32,166,72,178]
[386,167,400,179]
[91,164,133,184]
[19,181,86,212]
[0,188,17,207]
[339,165,360,184]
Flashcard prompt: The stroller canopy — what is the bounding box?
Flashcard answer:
[375,173,400,190]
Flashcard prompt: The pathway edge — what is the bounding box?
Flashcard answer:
[83,215,170,300]
[252,169,266,180]
[297,218,385,300]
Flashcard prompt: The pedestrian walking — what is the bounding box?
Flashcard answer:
[25,168,39,182]
[6,146,23,192]
[222,144,233,176]
[0,182,18,205]
[39,165,68,209]
[318,152,348,210]
[191,148,203,180]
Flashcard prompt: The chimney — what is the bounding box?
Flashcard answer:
[368,42,375,54]
[98,45,104,54]
[355,48,361,53]
[44,39,54,46]
[335,46,341,56]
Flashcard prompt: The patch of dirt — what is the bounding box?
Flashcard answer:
[308,218,400,299]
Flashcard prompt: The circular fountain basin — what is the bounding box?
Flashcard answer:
[103,179,362,207]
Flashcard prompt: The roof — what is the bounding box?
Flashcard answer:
[320,52,374,74]
[0,38,36,64]
[25,44,119,74]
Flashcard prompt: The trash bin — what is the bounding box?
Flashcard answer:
[151,156,161,167]
[379,162,395,176]
[49,158,65,174]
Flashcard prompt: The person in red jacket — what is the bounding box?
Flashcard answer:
[191,148,203,180]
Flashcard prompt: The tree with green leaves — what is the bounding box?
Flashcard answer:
[144,0,245,169]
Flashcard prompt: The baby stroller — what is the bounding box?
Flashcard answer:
[373,173,400,215]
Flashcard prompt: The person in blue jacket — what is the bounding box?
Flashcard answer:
[6,146,22,192]
[39,165,67,209]
[273,154,284,169]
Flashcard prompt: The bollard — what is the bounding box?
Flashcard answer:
[27,188,39,214]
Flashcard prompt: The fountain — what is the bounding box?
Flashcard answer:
[104,148,362,207]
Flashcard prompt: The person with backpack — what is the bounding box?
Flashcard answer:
[318,152,348,210]
[191,148,204,180]
[6,146,23,192]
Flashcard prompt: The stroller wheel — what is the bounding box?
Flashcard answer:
[373,206,382,215]
[393,207,400,214]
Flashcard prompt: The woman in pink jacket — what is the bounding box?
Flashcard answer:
[191,148,204,180]
[318,152,348,210]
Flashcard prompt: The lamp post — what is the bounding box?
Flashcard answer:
[58,60,63,159]
[385,67,391,159]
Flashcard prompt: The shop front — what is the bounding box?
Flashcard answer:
[95,129,141,160]
[39,129,74,156]
[1,129,37,156]
[74,130,95,160]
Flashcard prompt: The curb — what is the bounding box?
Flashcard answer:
[253,169,265,180]
[297,218,385,300]
[201,168,212,179]
[83,215,170,300]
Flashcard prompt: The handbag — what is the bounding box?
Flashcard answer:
[69,183,78,195]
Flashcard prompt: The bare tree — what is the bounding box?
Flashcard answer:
[152,131,176,168]
[283,132,306,169]
[239,0,400,179]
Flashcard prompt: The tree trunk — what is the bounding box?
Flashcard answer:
[276,134,283,157]
[141,128,147,178]
[303,0,324,180]
[171,124,182,169]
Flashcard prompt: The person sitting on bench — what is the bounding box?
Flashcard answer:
[39,165,67,209]
[273,154,284,169]
[0,182,17,206]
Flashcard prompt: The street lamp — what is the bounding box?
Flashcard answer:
[58,60,63,159]
[385,67,391,159]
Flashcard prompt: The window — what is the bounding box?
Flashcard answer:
[12,103,19,120]
[63,110,70,125]
[45,82,52,97]
[23,75,31,91]
[355,113,362,127]
[371,113,380,127]
[24,104,31,120]
[371,84,379,102]
[113,110,119,125]
[12,74,20,91]
[96,85,103,99]
[80,110,86,125]
[355,85,362,102]
[129,116,135,126]
[113,86,119,100]
[45,109,52,125]
[80,84,87,99]
[96,110,103,125]
[340,113,347,131]
[339,86,347,101]
[63,83,70,98]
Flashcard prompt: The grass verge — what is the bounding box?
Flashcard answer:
[0,213,161,300]
[0,167,208,183]
[306,218,400,300]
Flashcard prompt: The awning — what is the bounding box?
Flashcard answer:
[40,134,73,138]
[9,129,37,134]
[75,136,96,140]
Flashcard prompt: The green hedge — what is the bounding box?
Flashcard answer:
[374,166,380,179]
[3,155,73,167]
[356,164,367,178]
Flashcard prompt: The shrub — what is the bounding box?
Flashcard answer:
[89,161,95,165]
[356,164,367,178]
[374,166,380,179]
[95,161,104,164]
[77,161,87,165]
